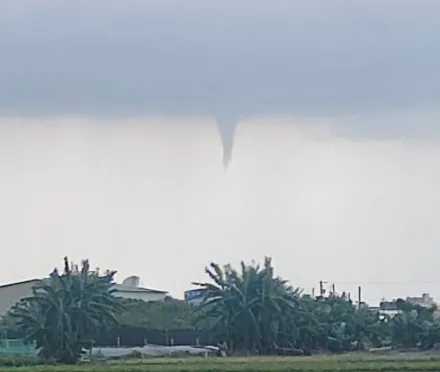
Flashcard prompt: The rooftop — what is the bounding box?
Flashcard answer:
[0,279,40,290]
[113,283,167,294]
[0,278,167,294]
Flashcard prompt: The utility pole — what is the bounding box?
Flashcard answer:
[358,286,362,309]
[312,287,315,298]
[319,280,327,298]
[332,283,336,296]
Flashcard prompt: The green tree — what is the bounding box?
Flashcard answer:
[193,257,301,355]
[390,299,440,350]
[118,298,195,330]
[313,296,387,352]
[192,257,397,355]
[10,257,123,364]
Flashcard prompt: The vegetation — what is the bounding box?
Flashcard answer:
[192,257,440,355]
[118,298,195,330]
[93,298,208,347]
[3,255,440,367]
[390,299,440,350]
[193,257,304,354]
[8,258,124,364]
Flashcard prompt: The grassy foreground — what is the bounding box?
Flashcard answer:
[2,354,440,372]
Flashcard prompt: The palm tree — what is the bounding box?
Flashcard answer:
[390,300,440,350]
[193,257,301,355]
[10,257,124,364]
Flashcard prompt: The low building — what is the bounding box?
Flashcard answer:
[113,276,168,302]
[369,304,402,319]
[0,275,167,316]
[368,293,438,320]
[406,293,435,308]
[0,279,38,317]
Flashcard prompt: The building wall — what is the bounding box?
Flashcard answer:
[113,290,167,302]
[0,281,37,316]
[0,281,166,316]
[378,309,401,318]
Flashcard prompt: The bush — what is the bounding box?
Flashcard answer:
[0,355,46,367]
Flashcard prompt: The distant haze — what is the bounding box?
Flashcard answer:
[1,117,440,305]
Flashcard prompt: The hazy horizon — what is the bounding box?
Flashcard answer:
[1,115,440,305]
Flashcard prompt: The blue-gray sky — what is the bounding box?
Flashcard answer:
[1,1,440,304]
[1,1,440,120]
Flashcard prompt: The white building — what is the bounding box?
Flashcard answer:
[113,276,168,302]
[0,275,167,316]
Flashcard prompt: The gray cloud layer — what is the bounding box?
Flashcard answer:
[1,0,439,138]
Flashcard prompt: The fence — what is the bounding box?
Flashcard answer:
[0,339,37,356]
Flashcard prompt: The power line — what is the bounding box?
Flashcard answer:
[334,280,440,286]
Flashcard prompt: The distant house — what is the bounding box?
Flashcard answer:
[366,300,400,319]
[369,305,402,319]
[368,293,438,319]
[0,279,39,317]
[0,275,167,316]
[406,293,435,308]
[112,276,168,302]
[379,300,400,311]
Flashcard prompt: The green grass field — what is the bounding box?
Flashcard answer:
[2,354,440,372]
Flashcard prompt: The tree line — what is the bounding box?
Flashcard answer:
[1,256,440,364]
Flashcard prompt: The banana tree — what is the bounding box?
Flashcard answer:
[10,257,124,364]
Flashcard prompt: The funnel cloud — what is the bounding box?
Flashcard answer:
[215,116,237,168]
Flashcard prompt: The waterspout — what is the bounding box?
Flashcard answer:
[215,116,237,169]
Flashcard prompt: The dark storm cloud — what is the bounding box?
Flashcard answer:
[1,0,440,138]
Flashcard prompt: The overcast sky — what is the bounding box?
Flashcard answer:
[0,1,440,304]
[2,118,440,305]
[1,0,440,122]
